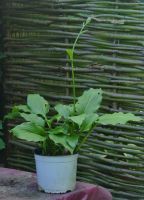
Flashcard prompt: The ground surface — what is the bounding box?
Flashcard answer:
[0,167,112,200]
[0,168,59,200]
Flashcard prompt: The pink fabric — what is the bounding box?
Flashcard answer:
[57,182,112,200]
[0,168,112,200]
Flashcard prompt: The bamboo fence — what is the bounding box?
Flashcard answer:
[2,0,144,199]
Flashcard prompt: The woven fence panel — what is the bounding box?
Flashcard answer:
[3,0,144,199]
[0,0,5,164]
[0,0,4,120]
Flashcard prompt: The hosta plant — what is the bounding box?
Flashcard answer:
[6,91,141,156]
[6,18,142,156]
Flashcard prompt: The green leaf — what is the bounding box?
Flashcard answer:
[55,104,73,118]
[4,107,20,120]
[76,88,103,114]
[49,133,78,154]
[49,134,71,153]
[16,105,31,113]
[69,114,86,127]
[98,112,142,125]
[66,49,73,61]
[48,125,68,135]
[20,113,45,127]
[80,114,99,132]
[5,105,31,120]
[11,122,46,142]
[0,138,5,150]
[27,94,49,117]
[67,134,79,149]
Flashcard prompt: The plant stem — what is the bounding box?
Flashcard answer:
[76,129,92,152]
[71,22,89,113]
[71,60,76,112]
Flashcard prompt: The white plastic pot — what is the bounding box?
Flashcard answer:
[34,153,78,193]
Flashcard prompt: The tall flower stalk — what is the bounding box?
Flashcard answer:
[66,17,92,113]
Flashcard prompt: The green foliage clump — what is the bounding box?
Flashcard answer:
[6,91,141,156]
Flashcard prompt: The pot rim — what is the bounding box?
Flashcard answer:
[34,149,78,158]
[35,153,78,158]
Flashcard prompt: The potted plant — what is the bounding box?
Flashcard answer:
[5,18,142,193]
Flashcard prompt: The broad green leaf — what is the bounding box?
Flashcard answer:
[98,112,142,125]
[16,105,31,113]
[27,94,49,117]
[48,125,68,135]
[80,114,99,132]
[55,104,73,118]
[0,138,5,150]
[11,122,46,142]
[67,134,79,149]
[49,133,77,154]
[5,105,31,120]
[66,49,73,61]
[20,113,45,127]
[49,134,73,154]
[76,88,102,114]
[4,107,20,120]
[69,114,86,127]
